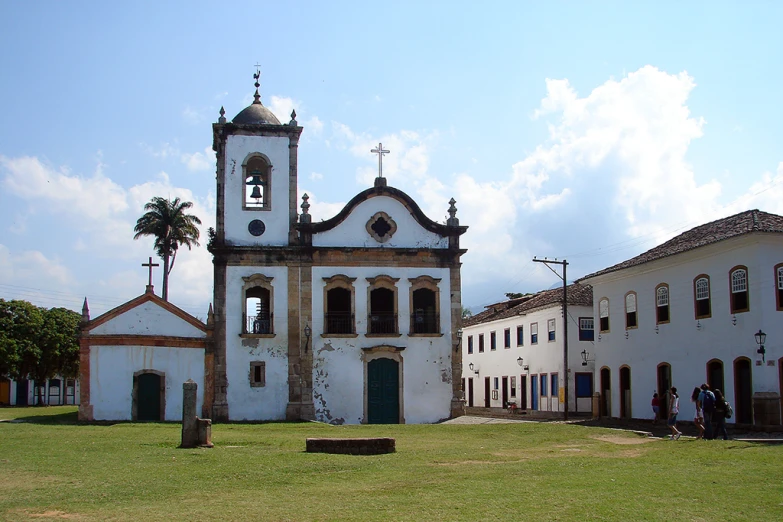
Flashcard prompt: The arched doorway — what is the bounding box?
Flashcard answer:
[657,363,672,418]
[707,359,724,393]
[600,367,611,417]
[133,370,165,421]
[367,358,400,424]
[619,366,632,419]
[734,358,753,424]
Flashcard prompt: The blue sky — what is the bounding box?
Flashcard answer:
[1,2,782,318]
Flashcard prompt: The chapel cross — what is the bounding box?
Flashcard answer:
[371,142,390,178]
[142,257,159,287]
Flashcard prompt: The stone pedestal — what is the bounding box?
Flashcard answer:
[180,380,213,448]
[753,392,781,426]
[592,392,601,419]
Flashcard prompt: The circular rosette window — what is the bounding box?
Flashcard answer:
[366,211,397,243]
[248,219,266,237]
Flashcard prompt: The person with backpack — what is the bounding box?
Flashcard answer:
[667,387,682,440]
[691,387,705,439]
[713,389,730,440]
[698,383,716,440]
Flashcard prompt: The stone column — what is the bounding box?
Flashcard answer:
[181,380,198,448]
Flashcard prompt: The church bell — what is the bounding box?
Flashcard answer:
[246,170,265,201]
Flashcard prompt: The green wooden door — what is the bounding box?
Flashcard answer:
[137,373,161,421]
[368,358,399,424]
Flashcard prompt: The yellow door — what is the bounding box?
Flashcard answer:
[0,380,10,405]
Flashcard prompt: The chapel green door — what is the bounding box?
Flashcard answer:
[137,373,162,421]
[367,358,400,424]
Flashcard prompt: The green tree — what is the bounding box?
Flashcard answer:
[133,196,202,301]
[0,299,44,380]
[461,307,472,319]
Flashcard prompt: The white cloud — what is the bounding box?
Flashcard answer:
[183,106,203,125]
[0,244,73,287]
[181,146,215,172]
[268,95,296,123]
[305,116,323,135]
[310,172,324,181]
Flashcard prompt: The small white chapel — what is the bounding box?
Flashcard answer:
[78,73,468,424]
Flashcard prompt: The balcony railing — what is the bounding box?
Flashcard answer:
[244,313,273,334]
[324,312,355,334]
[368,313,398,335]
[410,311,440,334]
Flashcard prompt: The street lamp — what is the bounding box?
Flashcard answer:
[468,362,479,375]
[755,329,767,362]
[303,324,312,353]
[581,349,593,366]
[516,357,529,371]
[456,328,463,352]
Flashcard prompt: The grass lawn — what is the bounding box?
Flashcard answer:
[1,406,781,521]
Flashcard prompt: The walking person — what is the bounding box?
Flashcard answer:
[691,387,705,439]
[699,384,715,440]
[668,387,682,440]
[651,393,661,424]
[713,389,730,440]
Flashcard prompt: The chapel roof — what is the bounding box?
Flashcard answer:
[463,283,593,328]
[232,100,281,125]
[580,209,783,281]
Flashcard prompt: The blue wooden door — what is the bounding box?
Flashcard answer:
[368,358,399,424]
[531,376,539,410]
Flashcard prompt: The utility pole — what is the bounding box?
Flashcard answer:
[532,257,569,421]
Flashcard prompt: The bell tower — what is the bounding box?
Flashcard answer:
[207,71,303,421]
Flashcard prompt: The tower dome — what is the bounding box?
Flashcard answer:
[232,69,281,125]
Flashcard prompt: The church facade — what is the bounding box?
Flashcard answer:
[205,83,468,424]
[78,78,467,424]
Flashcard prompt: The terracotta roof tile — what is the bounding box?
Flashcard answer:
[463,283,593,328]
[580,209,783,281]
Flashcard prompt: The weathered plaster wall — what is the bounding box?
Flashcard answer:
[462,304,594,413]
[91,301,205,337]
[223,134,291,246]
[588,235,783,420]
[311,266,453,424]
[89,345,204,421]
[224,265,289,421]
[313,196,448,249]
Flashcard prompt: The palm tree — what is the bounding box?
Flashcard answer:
[133,197,202,301]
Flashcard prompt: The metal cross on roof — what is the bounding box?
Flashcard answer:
[142,256,160,287]
[370,142,390,178]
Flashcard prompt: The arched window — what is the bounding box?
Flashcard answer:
[242,274,274,335]
[693,275,711,319]
[243,154,272,210]
[323,275,357,335]
[655,284,670,324]
[729,266,749,314]
[625,292,638,329]
[599,298,610,333]
[409,276,441,335]
[367,275,400,336]
[776,263,783,311]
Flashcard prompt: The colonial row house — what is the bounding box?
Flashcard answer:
[0,376,79,407]
[462,283,594,414]
[79,75,468,424]
[579,209,783,426]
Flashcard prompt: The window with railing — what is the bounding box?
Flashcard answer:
[408,276,441,335]
[242,274,275,335]
[367,275,399,335]
[323,274,357,335]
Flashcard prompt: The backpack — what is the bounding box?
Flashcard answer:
[724,401,733,419]
[702,390,716,414]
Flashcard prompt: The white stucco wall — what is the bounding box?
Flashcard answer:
[90,345,205,421]
[313,196,448,249]
[311,265,454,424]
[586,235,783,421]
[223,134,292,246]
[462,304,594,414]
[91,301,206,337]
[224,265,290,421]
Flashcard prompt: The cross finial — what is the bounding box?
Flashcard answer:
[142,256,160,292]
[252,64,262,104]
[370,142,390,179]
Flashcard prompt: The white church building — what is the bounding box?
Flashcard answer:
[580,209,783,426]
[79,75,468,425]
